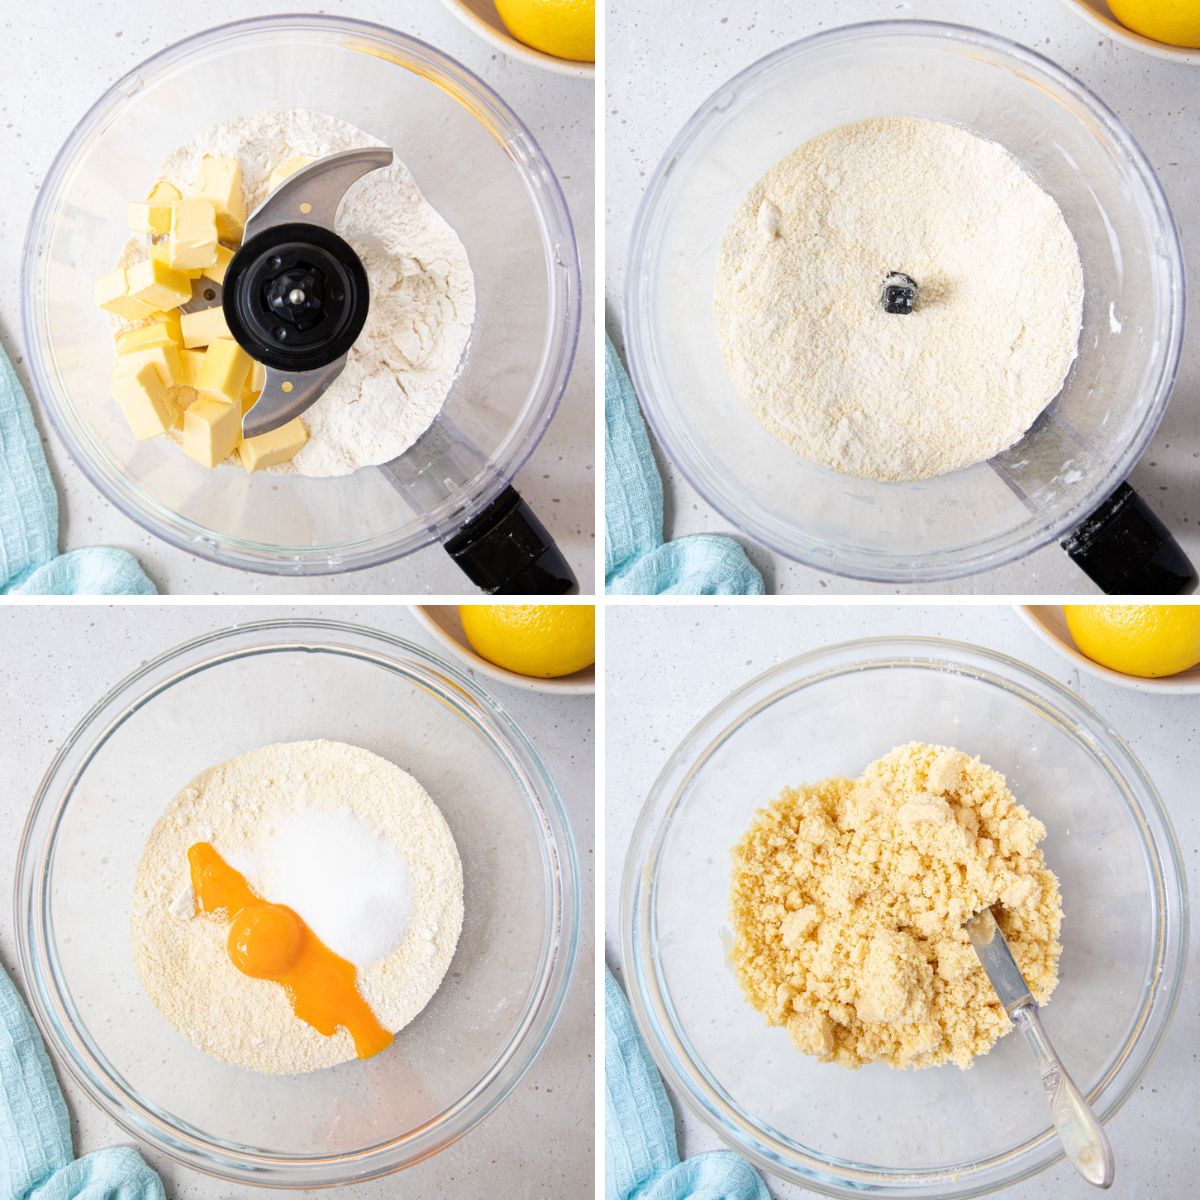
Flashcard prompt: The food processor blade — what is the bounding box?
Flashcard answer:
[243,356,349,440]
[183,148,393,438]
[244,147,394,238]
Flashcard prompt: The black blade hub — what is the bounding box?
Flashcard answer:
[223,222,369,372]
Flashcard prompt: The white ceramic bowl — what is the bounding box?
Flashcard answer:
[413,606,595,694]
[438,0,595,79]
[1058,0,1200,64]
[1019,605,1200,693]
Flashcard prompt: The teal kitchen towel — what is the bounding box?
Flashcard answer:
[1,964,164,1200]
[606,968,771,1200]
[0,341,155,595]
[605,337,764,596]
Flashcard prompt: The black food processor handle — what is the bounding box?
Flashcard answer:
[1062,483,1197,595]
[378,416,577,595]
[444,486,577,595]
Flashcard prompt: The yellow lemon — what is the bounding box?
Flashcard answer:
[495,0,595,62]
[1108,0,1200,48]
[459,604,595,678]
[1064,604,1200,678]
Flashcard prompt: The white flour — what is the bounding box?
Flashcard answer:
[131,740,464,1075]
[149,108,475,476]
[715,118,1084,482]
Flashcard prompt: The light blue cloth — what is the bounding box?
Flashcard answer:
[1,964,164,1200]
[606,968,771,1200]
[0,340,155,595]
[605,337,764,596]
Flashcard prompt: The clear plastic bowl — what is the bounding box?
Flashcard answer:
[22,15,579,575]
[621,638,1186,1197]
[15,619,580,1186]
[625,22,1184,583]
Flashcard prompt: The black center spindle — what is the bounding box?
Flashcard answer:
[881,271,918,315]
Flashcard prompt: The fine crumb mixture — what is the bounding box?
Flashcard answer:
[132,740,463,1074]
[730,743,1062,1069]
[715,117,1084,482]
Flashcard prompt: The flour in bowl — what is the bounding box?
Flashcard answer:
[715,118,1084,481]
[131,740,463,1074]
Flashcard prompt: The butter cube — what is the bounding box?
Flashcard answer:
[176,348,205,388]
[126,180,182,234]
[168,199,218,271]
[267,154,313,194]
[150,241,200,279]
[238,418,308,472]
[148,181,181,205]
[182,397,242,468]
[115,343,184,390]
[193,156,246,241]
[114,314,182,356]
[201,244,234,284]
[95,268,158,320]
[241,358,265,412]
[110,361,180,440]
[180,306,231,348]
[145,310,183,342]
[196,338,251,403]
[125,257,194,311]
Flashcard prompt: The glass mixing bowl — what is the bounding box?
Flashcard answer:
[621,638,1186,1197]
[22,15,579,575]
[625,22,1184,583]
[15,619,580,1186]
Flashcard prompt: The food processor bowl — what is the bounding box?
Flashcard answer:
[625,22,1186,585]
[16,619,579,1186]
[621,637,1185,1197]
[22,16,580,578]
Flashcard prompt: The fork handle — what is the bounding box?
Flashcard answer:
[1013,1004,1115,1189]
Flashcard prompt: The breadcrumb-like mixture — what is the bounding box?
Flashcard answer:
[730,743,1062,1069]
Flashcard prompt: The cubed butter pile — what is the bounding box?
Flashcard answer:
[95,155,309,472]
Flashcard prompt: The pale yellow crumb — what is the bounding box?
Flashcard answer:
[729,742,1062,1070]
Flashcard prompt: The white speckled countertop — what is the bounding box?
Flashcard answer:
[0,603,594,1200]
[0,0,594,595]
[606,603,1199,1198]
[606,0,1200,595]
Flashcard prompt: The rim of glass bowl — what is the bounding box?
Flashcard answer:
[624,21,1185,584]
[620,636,1187,1198]
[15,618,581,1188]
[21,15,581,577]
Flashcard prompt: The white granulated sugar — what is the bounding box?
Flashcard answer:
[154,108,476,477]
[715,117,1084,482]
[131,740,463,1075]
[257,806,413,969]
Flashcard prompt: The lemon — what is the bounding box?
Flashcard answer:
[495,0,595,62]
[1064,604,1200,678]
[459,604,595,678]
[1108,0,1200,48]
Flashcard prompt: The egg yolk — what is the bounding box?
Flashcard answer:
[187,842,392,1060]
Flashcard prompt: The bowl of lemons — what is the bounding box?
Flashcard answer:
[1020,604,1200,693]
[440,0,595,78]
[414,604,596,694]
[1059,0,1200,64]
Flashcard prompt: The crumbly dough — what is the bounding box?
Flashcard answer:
[714,117,1084,481]
[730,743,1062,1069]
